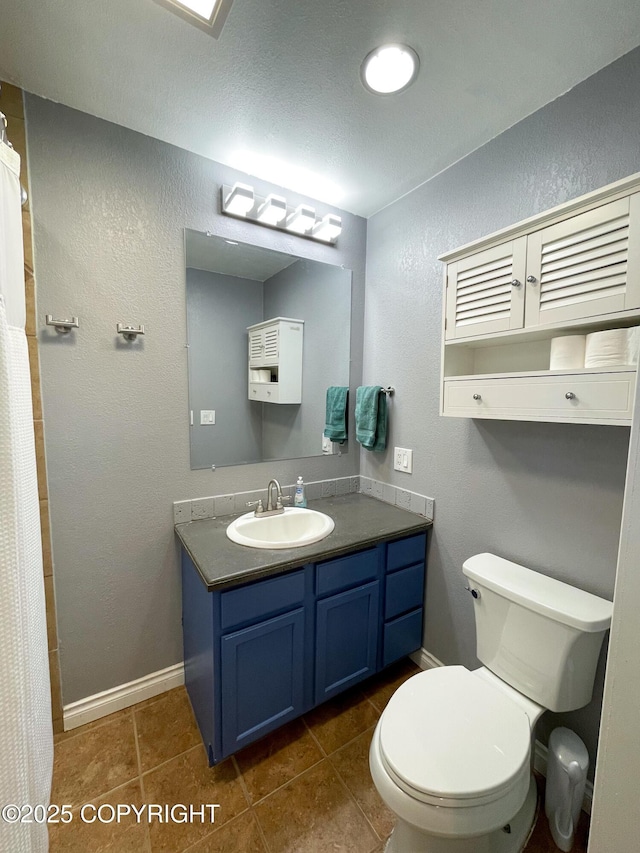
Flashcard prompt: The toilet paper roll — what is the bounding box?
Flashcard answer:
[585,328,630,368]
[250,369,271,382]
[549,335,586,370]
[626,326,640,364]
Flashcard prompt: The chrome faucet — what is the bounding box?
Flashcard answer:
[246,478,291,517]
[266,478,287,514]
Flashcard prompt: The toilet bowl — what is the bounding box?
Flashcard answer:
[369,666,539,852]
[369,553,613,853]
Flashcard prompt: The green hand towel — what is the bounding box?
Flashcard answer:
[324,386,349,442]
[356,386,388,451]
[370,391,388,453]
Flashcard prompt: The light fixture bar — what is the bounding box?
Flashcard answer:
[285,204,316,235]
[219,185,342,245]
[257,194,287,226]
[312,213,342,243]
[223,182,255,216]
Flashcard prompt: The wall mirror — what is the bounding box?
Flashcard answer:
[185,229,352,469]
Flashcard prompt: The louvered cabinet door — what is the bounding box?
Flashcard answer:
[445,238,527,340]
[248,329,264,366]
[262,326,279,363]
[525,194,640,327]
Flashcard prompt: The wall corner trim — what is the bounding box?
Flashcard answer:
[62,662,185,731]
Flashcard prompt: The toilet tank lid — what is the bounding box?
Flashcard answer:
[463,553,612,632]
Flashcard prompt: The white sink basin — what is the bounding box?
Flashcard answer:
[226,507,335,549]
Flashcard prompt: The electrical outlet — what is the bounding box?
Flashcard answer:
[393,446,413,473]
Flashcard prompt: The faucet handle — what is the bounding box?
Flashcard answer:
[278,495,291,508]
[246,499,264,514]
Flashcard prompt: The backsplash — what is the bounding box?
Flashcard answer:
[173,476,434,523]
[359,477,434,520]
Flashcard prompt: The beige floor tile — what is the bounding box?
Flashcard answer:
[143,745,248,852]
[186,810,267,852]
[255,759,378,853]
[49,780,148,853]
[235,717,323,803]
[330,727,394,842]
[362,658,420,714]
[135,687,201,772]
[304,687,379,755]
[54,708,134,745]
[51,714,138,806]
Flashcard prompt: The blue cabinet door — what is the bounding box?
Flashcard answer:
[315,581,379,704]
[220,608,305,757]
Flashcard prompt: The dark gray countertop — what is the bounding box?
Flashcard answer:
[175,492,432,591]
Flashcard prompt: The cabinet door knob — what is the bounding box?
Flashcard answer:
[511,279,521,288]
[565,392,576,400]
[473,393,481,401]
[526,275,537,284]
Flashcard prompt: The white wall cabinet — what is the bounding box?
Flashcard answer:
[440,175,640,425]
[247,317,304,405]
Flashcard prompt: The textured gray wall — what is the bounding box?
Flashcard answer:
[186,268,263,468]
[364,48,640,769]
[263,259,351,460]
[26,96,366,704]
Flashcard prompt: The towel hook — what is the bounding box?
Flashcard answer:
[117,323,145,342]
[381,386,395,396]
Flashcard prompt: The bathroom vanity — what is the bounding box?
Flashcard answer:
[176,493,430,765]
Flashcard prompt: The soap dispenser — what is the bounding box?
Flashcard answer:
[294,476,307,508]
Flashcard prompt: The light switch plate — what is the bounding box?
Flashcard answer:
[322,433,335,454]
[200,410,215,425]
[393,446,413,473]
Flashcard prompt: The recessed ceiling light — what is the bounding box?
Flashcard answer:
[153,0,235,38]
[361,44,419,95]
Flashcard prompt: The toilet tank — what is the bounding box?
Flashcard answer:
[463,553,613,712]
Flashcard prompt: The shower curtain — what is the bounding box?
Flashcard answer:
[0,140,53,851]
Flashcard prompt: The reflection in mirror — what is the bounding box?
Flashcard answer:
[185,230,352,469]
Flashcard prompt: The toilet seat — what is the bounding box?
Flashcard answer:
[378,666,532,809]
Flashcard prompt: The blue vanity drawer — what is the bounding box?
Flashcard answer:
[383,608,423,667]
[385,563,425,621]
[387,533,426,573]
[316,549,378,597]
[220,570,305,631]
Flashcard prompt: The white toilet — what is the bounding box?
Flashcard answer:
[369,552,613,853]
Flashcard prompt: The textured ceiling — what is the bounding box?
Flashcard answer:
[1,0,640,216]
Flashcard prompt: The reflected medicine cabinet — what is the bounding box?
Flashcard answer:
[247,317,304,404]
[439,173,640,425]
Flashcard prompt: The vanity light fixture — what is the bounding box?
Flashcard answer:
[220,184,342,245]
[257,194,287,226]
[153,0,235,38]
[285,204,316,235]
[223,182,255,216]
[361,44,419,95]
[312,213,342,243]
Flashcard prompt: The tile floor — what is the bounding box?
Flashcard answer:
[48,659,589,852]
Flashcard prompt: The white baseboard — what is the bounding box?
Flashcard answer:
[410,647,445,670]
[63,662,185,731]
[411,648,593,814]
